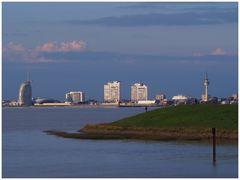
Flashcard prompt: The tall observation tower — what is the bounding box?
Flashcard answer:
[203,73,210,102]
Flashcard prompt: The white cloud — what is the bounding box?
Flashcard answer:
[3,40,86,63]
[35,41,86,52]
[3,42,25,52]
[193,52,204,57]
[210,48,227,56]
[193,48,228,57]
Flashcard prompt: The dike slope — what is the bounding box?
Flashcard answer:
[45,104,238,141]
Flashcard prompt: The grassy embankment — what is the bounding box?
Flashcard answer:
[45,104,238,141]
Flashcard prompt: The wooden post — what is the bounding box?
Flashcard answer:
[145,106,148,112]
[212,128,216,164]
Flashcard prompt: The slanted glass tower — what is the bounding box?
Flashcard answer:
[18,80,32,106]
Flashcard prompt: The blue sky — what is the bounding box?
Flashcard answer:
[2,2,238,101]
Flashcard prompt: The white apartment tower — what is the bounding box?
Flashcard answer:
[131,83,148,102]
[104,81,121,103]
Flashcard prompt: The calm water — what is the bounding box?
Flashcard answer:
[2,107,238,178]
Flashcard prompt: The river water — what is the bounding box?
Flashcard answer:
[2,107,238,178]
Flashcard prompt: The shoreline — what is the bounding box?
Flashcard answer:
[44,124,238,142]
[3,105,161,108]
[44,104,238,142]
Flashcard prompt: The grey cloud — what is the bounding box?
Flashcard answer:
[118,2,237,11]
[40,51,237,64]
[3,32,28,37]
[65,10,237,27]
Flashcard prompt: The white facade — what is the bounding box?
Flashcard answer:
[19,80,32,106]
[232,94,238,100]
[138,100,156,104]
[104,81,121,103]
[172,95,188,101]
[65,91,85,103]
[131,83,148,102]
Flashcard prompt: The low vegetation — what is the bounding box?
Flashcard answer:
[45,104,238,141]
[111,104,238,129]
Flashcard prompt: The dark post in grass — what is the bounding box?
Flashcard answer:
[145,106,148,112]
[212,128,216,164]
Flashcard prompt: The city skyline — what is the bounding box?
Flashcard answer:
[3,67,237,101]
[12,75,236,103]
[2,2,238,101]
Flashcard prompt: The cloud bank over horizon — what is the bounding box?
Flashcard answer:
[65,8,237,27]
[3,41,236,63]
[2,41,237,67]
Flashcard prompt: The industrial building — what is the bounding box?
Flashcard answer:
[172,94,189,104]
[65,91,85,103]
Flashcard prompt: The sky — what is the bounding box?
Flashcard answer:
[2,2,238,101]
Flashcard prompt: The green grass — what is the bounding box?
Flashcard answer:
[111,104,238,129]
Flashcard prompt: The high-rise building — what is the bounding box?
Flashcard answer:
[104,81,121,103]
[131,83,148,102]
[202,73,210,102]
[65,91,85,103]
[18,80,32,106]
